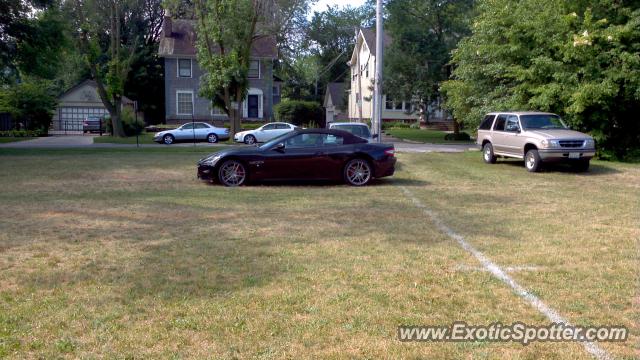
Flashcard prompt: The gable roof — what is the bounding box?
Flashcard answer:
[158,18,278,58]
[348,27,392,66]
[324,82,345,109]
[58,79,133,104]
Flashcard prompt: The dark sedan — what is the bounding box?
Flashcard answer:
[197,129,396,186]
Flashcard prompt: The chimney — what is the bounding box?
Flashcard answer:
[162,14,172,37]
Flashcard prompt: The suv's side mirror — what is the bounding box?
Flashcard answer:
[273,142,285,152]
[372,134,379,139]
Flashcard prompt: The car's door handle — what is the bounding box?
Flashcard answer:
[314,151,327,156]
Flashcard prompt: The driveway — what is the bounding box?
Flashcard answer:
[381,134,479,153]
[0,136,94,148]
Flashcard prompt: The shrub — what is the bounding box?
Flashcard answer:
[382,121,411,130]
[0,129,44,137]
[274,100,324,128]
[105,108,144,136]
[0,79,57,133]
[444,132,471,141]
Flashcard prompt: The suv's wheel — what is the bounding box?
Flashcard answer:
[344,158,372,186]
[217,160,247,186]
[572,159,590,172]
[525,149,542,172]
[163,134,175,145]
[207,133,218,143]
[483,143,497,164]
[244,134,256,145]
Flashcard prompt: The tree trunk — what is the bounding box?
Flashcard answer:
[453,118,460,135]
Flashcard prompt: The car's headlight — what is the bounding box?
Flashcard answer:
[200,154,222,166]
[584,138,595,148]
[541,139,559,148]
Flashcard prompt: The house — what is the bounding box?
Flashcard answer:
[347,28,450,125]
[158,16,281,125]
[50,79,134,134]
[323,82,347,125]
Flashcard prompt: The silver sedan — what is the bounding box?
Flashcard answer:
[154,122,230,145]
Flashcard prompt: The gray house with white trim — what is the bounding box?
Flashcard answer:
[158,17,281,124]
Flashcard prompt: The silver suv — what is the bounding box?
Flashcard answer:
[476,112,596,172]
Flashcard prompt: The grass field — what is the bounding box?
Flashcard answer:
[0,148,637,358]
[0,137,32,144]
[386,128,474,144]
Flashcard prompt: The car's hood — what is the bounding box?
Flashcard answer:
[526,129,591,139]
[198,146,261,164]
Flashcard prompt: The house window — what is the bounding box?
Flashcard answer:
[177,59,192,78]
[385,96,394,110]
[272,86,279,95]
[248,60,260,78]
[176,91,194,115]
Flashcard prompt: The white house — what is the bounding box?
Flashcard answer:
[347,28,417,123]
[323,82,347,124]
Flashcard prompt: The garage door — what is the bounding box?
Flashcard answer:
[57,107,109,132]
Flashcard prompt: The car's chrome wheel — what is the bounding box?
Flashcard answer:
[218,160,246,186]
[207,133,218,143]
[163,134,174,145]
[483,143,496,164]
[244,135,256,145]
[344,158,372,186]
[525,149,541,172]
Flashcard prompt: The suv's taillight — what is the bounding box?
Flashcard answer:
[384,148,395,157]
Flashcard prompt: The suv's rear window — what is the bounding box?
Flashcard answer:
[493,115,507,131]
[479,115,495,130]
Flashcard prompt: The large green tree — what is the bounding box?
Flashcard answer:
[385,0,474,130]
[442,0,640,158]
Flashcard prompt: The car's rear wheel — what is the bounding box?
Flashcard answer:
[244,135,256,145]
[163,134,174,145]
[207,133,218,143]
[217,160,247,186]
[525,149,542,172]
[572,159,590,172]
[483,143,497,164]
[344,158,372,186]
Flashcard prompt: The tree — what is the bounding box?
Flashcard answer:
[68,0,141,137]
[0,78,58,131]
[385,0,474,131]
[442,0,640,159]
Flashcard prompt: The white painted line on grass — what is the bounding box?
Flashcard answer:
[454,264,543,273]
[399,186,612,360]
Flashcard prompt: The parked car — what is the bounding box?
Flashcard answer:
[198,129,396,186]
[153,122,230,145]
[233,122,298,144]
[476,112,596,172]
[328,122,377,142]
[83,116,105,133]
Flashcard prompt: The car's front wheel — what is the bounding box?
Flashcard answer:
[207,133,218,143]
[525,149,542,172]
[344,158,372,186]
[163,134,175,145]
[483,143,497,164]
[217,160,247,186]
[244,134,256,145]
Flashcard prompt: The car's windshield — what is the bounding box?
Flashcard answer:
[520,115,567,130]
[259,132,294,149]
[332,124,370,138]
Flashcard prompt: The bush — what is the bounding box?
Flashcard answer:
[274,100,324,128]
[0,129,44,137]
[382,121,411,130]
[444,132,471,141]
[105,108,144,136]
[0,79,57,133]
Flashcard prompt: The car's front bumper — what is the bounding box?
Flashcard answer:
[538,148,596,161]
[197,165,216,181]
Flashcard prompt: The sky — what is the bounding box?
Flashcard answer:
[308,0,367,17]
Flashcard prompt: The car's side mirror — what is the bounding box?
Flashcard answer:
[273,142,285,152]
[372,134,379,139]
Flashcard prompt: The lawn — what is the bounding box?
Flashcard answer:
[386,128,474,144]
[0,137,33,144]
[0,148,637,358]
[92,133,156,144]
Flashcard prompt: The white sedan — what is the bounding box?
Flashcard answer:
[234,122,298,144]
[154,122,230,145]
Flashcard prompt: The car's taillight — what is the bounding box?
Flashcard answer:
[384,148,395,157]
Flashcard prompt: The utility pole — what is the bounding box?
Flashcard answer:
[373,0,384,142]
[356,28,363,123]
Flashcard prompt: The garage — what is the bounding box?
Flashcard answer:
[51,79,133,134]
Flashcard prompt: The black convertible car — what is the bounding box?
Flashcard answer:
[197,129,396,186]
